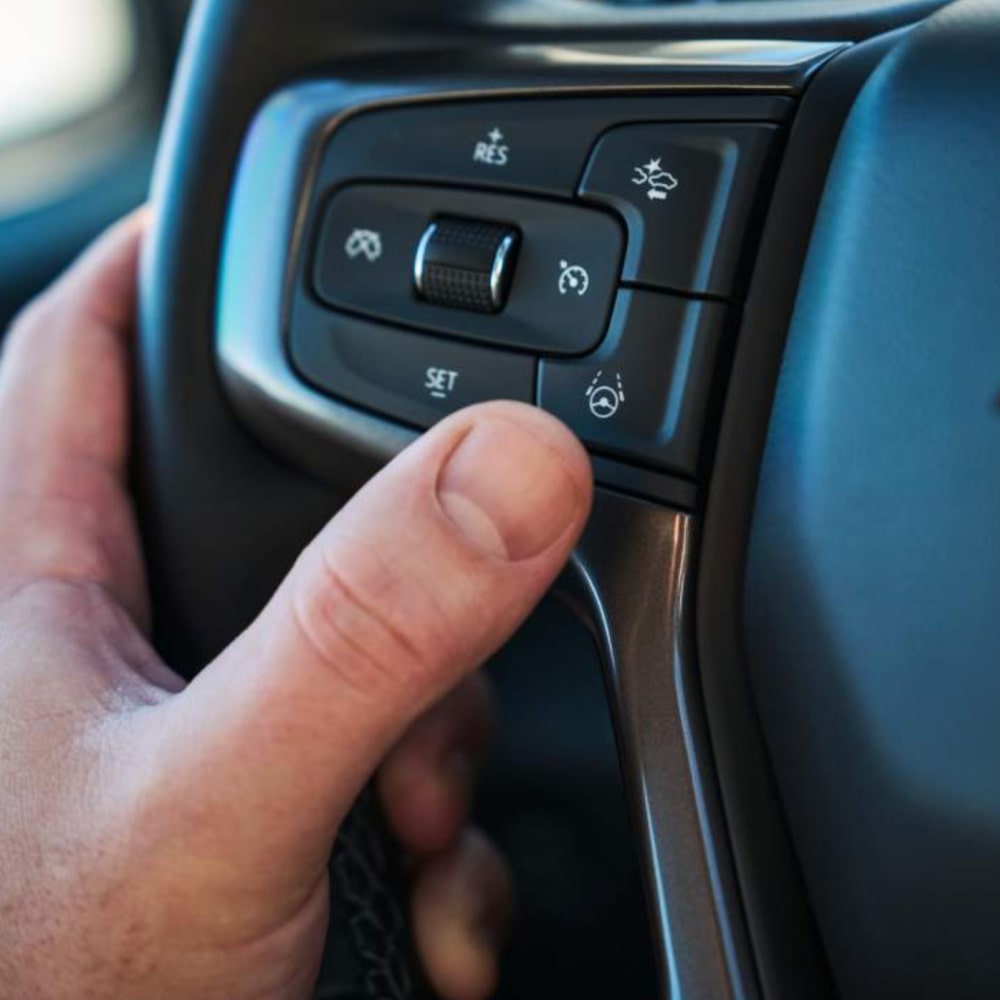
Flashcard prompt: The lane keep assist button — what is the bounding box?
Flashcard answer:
[537,289,726,477]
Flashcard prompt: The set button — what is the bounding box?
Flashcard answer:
[290,300,535,429]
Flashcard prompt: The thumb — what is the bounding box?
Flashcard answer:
[160,402,591,869]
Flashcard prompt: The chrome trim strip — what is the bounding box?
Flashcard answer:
[560,491,756,1000]
[489,231,518,310]
[514,38,845,73]
[413,220,438,298]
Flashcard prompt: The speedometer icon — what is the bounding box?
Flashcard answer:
[558,261,590,297]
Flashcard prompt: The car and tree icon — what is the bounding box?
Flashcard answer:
[632,158,679,201]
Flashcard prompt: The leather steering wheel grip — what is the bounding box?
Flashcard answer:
[317,792,430,1000]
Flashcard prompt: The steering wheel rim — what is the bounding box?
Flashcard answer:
[138,2,999,998]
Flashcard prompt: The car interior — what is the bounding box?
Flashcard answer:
[1,0,998,998]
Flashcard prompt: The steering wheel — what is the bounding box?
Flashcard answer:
[137,1,1000,997]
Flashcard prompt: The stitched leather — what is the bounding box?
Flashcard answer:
[314,792,427,1000]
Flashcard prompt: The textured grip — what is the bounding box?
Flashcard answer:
[414,216,520,314]
[314,791,430,1000]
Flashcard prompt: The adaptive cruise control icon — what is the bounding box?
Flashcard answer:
[344,228,383,263]
[586,371,625,420]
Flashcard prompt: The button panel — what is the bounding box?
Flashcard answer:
[291,102,783,490]
[313,184,623,355]
[579,124,776,298]
[291,301,536,428]
[537,290,726,477]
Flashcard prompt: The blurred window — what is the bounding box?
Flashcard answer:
[0,0,141,215]
[0,0,136,149]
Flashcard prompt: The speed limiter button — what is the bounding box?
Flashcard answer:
[537,289,726,478]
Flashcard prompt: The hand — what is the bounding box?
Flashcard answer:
[0,212,592,1000]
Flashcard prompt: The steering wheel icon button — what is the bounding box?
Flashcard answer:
[537,289,727,477]
[586,372,625,420]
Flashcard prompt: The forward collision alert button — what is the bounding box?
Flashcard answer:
[537,290,726,477]
[579,123,776,298]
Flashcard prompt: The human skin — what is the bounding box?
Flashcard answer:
[0,212,592,1000]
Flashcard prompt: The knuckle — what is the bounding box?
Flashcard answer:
[45,535,120,592]
[4,500,121,592]
[291,550,457,699]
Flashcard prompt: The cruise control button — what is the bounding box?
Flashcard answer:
[290,304,535,429]
[313,184,622,355]
[537,290,726,477]
[579,124,776,298]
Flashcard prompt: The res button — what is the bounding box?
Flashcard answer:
[579,124,777,298]
[322,101,637,197]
